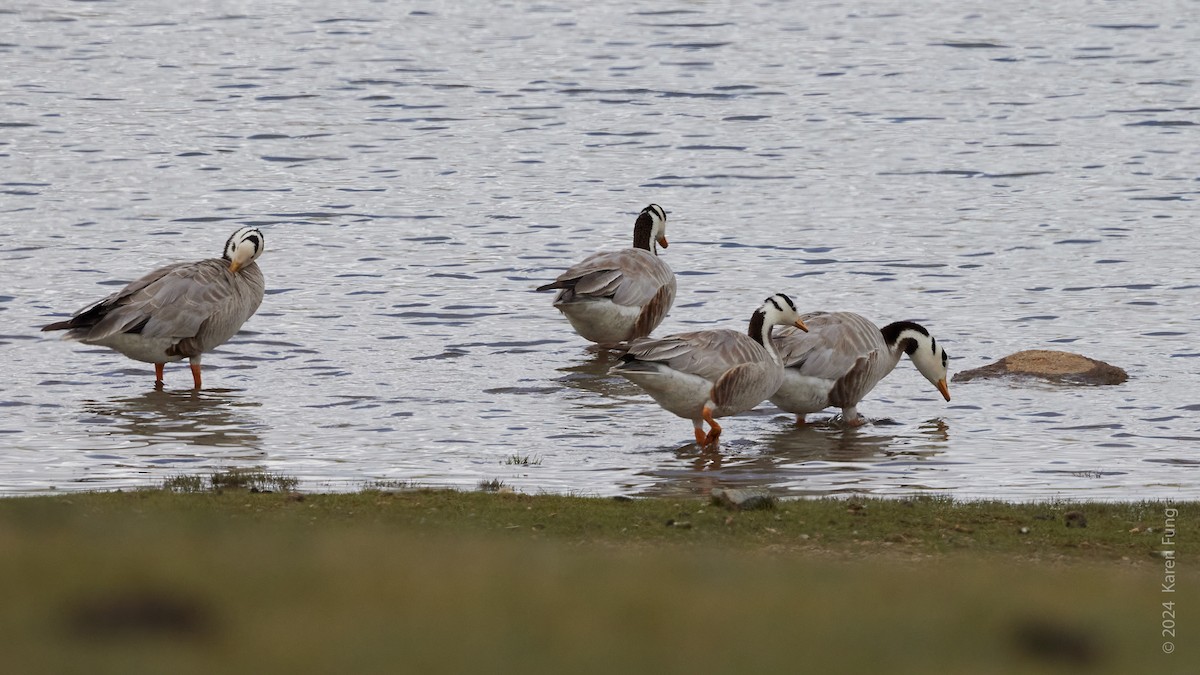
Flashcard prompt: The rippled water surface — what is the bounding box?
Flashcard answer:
[3,1,1198,499]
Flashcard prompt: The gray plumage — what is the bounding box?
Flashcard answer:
[770,311,950,425]
[42,227,266,388]
[611,293,806,447]
[537,204,674,347]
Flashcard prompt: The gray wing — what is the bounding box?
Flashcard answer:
[543,248,674,308]
[625,329,765,382]
[774,312,887,381]
[68,259,264,344]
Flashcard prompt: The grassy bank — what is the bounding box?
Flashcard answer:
[0,480,1194,674]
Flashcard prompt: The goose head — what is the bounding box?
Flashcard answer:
[883,321,951,401]
[748,293,809,347]
[633,203,669,254]
[224,227,265,274]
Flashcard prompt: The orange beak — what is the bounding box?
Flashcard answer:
[936,378,951,402]
[794,319,809,332]
[228,260,242,273]
[657,235,669,249]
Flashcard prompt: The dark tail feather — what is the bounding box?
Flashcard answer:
[42,319,76,332]
[535,280,568,292]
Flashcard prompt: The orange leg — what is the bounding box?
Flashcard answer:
[794,414,807,426]
[190,363,203,390]
[693,425,707,447]
[701,404,722,448]
[154,363,165,385]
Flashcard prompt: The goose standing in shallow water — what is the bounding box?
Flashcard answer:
[42,227,266,389]
[611,293,808,449]
[769,312,950,426]
[536,204,675,348]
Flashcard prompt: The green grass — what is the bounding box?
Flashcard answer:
[0,479,1195,674]
[162,468,298,494]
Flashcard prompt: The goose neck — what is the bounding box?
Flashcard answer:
[632,212,655,253]
[748,310,782,365]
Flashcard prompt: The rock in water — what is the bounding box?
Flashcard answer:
[952,350,1127,386]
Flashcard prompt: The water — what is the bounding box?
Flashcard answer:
[2,0,1197,499]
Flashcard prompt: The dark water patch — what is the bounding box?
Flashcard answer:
[412,349,470,361]
[1091,24,1158,30]
[879,169,981,177]
[640,22,734,28]
[1048,423,1123,431]
[1144,458,1200,466]
[1125,120,1196,127]
[1053,239,1099,244]
[314,17,380,24]
[931,41,1009,49]
[724,115,771,122]
[484,386,560,395]
[649,42,732,50]
[1129,195,1189,201]
[886,116,945,123]
[215,187,292,193]
[255,94,320,102]
[584,131,658,137]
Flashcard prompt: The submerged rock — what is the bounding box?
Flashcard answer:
[952,349,1127,386]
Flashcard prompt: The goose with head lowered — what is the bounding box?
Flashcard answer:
[42,227,266,390]
[536,204,674,348]
[769,312,950,426]
[610,293,808,449]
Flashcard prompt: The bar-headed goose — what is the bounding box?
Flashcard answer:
[769,312,950,426]
[536,203,674,348]
[610,293,808,448]
[42,227,266,389]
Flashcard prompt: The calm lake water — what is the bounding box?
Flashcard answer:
[2,0,1197,499]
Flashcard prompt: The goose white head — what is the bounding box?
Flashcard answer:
[749,293,809,343]
[224,227,265,274]
[633,203,669,254]
[883,321,951,401]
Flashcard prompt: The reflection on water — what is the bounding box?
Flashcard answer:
[79,389,264,454]
[634,416,954,497]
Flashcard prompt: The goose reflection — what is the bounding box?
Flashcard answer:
[79,388,264,453]
[632,415,953,497]
[553,352,640,401]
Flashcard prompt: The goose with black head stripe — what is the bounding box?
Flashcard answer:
[42,227,266,390]
[769,312,950,426]
[536,204,674,348]
[611,293,808,449]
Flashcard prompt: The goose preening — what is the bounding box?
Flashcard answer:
[536,204,675,348]
[610,293,808,449]
[768,312,950,426]
[42,227,266,389]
